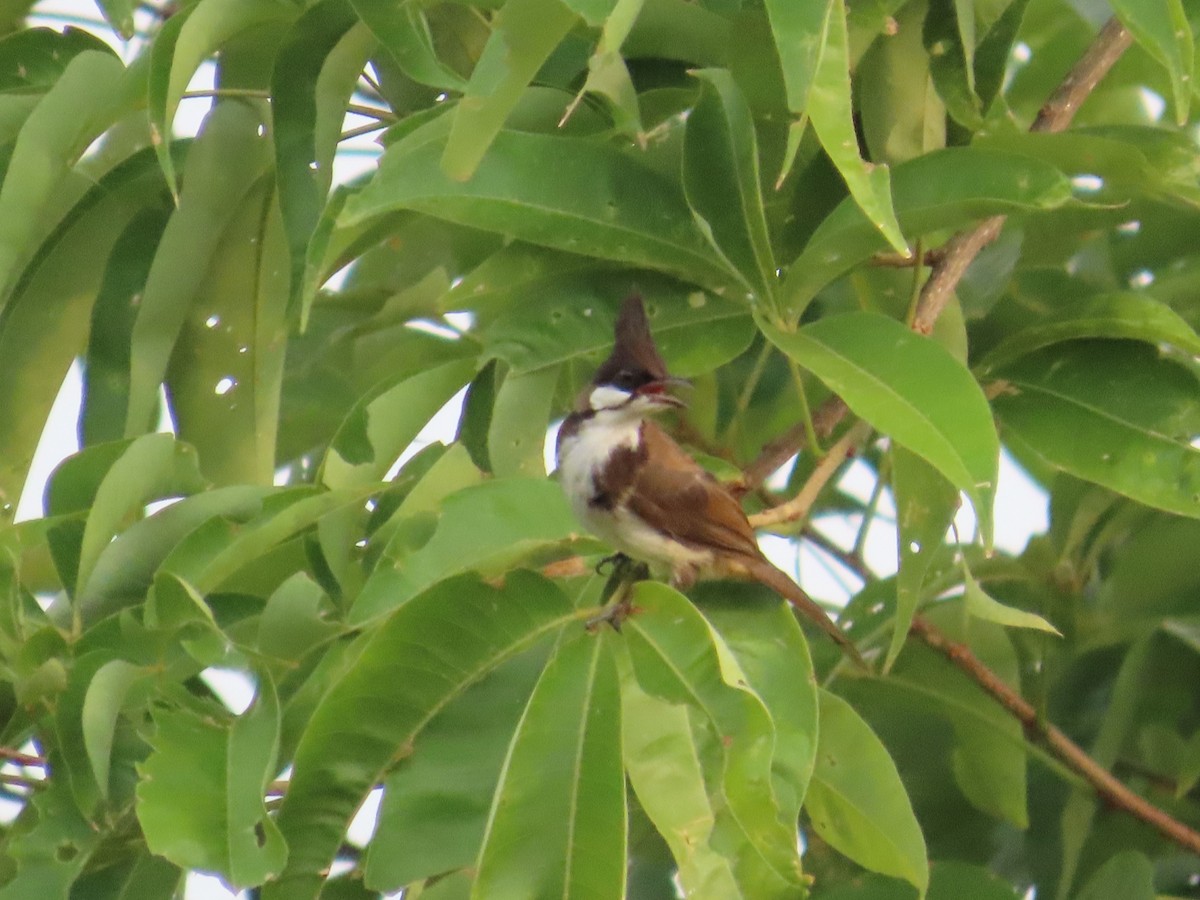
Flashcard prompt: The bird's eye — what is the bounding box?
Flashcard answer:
[613,369,638,390]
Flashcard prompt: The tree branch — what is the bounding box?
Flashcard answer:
[912,17,1132,334]
[743,17,1134,488]
[749,421,871,528]
[910,616,1200,856]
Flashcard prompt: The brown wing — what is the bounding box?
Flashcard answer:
[626,422,762,559]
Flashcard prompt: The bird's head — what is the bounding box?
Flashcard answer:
[583,294,688,417]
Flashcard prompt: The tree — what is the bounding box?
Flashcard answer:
[0,0,1197,897]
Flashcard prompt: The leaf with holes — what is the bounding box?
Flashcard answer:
[136,678,286,889]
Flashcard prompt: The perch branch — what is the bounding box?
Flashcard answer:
[910,616,1200,856]
[743,16,1134,489]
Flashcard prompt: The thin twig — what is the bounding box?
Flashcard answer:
[803,526,871,581]
[743,397,847,490]
[749,421,871,529]
[0,747,45,768]
[910,617,1200,856]
[743,17,1134,488]
[870,248,945,268]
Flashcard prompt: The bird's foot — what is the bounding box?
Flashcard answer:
[594,552,630,577]
[586,554,650,633]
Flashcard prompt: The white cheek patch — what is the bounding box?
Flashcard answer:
[590,385,632,410]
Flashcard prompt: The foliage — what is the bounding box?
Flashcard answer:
[0,0,1197,898]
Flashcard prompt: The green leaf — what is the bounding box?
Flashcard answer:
[619,655,744,899]
[321,356,476,489]
[0,48,127,304]
[272,0,365,308]
[924,0,981,128]
[857,0,945,166]
[977,292,1200,374]
[1058,637,1154,896]
[683,70,776,301]
[473,632,625,899]
[341,122,737,290]
[160,486,375,595]
[993,342,1200,520]
[879,603,1031,828]
[0,147,172,510]
[0,778,102,899]
[267,571,582,900]
[811,4,908,249]
[125,102,273,437]
[697,584,820,818]
[963,564,1061,635]
[815,861,1021,900]
[96,0,136,39]
[624,582,806,895]
[257,572,341,663]
[364,645,549,890]
[806,689,929,895]
[82,208,171,446]
[1073,850,1155,900]
[781,0,907,254]
[442,0,577,180]
[887,447,959,672]
[70,435,207,598]
[1110,0,1193,125]
[81,660,151,802]
[570,0,644,134]
[77,485,273,624]
[350,477,588,623]
[761,312,998,546]
[350,0,467,90]
[781,148,1073,315]
[976,127,1200,210]
[147,0,297,195]
[477,275,754,378]
[137,678,286,889]
[487,366,558,478]
[0,26,117,94]
[69,851,182,900]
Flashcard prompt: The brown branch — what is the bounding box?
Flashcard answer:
[743,397,847,490]
[910,617,1200,856]
[0,747,45,768]
[744,17,1133,488]
[911,17,1132,334]
[749,421,871,528]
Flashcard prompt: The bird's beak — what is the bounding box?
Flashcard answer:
[637,376,689,408]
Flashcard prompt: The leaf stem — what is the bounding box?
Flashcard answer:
[851,454,890,561]
[724,341,773,447]
[786,356,822,456]
[181,89,397,123]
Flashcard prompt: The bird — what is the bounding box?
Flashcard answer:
[556,293,865,666]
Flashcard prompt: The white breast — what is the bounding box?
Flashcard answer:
[557,414,711,570]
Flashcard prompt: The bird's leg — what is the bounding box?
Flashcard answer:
[587,554,650,632]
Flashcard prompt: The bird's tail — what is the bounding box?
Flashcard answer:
[743,557,867,669]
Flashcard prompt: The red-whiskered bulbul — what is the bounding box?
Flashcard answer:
[556,294,864,665]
